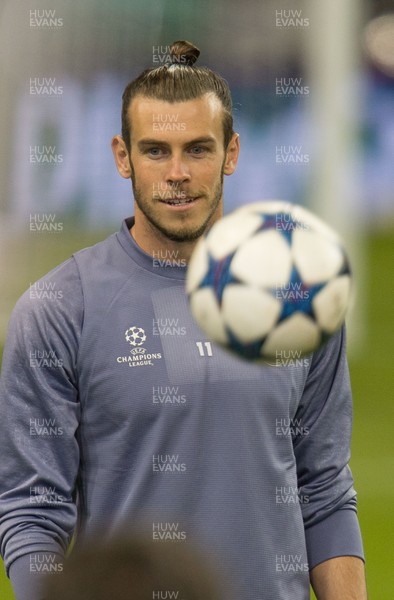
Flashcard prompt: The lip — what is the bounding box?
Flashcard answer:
[158,196,201,210]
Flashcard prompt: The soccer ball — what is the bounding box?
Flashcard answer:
[186,201,352,361]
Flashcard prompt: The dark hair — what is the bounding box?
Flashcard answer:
[121,40,234,152]
[42,536,225,600]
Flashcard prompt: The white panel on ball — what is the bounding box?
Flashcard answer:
[206,211,262,260]
[312,275,352,333]
[230,230,292,287]
[189,287,229,344]
[262,313,321,358]
[222,284,281,343]
[292,229,344,284]
[291,204,340,244]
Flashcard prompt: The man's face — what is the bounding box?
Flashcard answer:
[121,94,239,243]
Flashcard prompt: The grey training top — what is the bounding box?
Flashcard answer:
[0,217,364,600]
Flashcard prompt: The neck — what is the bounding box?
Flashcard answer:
[130,221,200,264]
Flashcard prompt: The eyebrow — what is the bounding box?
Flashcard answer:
[137,136,217,150]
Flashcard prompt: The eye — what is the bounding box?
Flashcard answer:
[189,146,206,155]
[147,147,163,157]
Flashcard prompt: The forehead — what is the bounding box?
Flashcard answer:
[128,94,224,143]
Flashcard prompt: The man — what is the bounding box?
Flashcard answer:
[42,536,224,600]
[0,41,367,599]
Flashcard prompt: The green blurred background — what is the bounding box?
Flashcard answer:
[1,0,394,597]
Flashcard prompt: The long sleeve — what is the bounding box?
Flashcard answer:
[293,326,364,570]
[0,258,83,598]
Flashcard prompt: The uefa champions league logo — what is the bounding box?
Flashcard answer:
[117,326,162,367]
[125,326,147,351]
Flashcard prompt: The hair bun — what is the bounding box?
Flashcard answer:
[170,40,200,66]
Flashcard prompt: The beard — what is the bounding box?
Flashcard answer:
[129,161,225,243]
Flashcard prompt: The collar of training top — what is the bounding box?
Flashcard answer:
[116,217,188,281]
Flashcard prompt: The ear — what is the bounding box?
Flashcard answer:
[111,135,132,179]
[223,133,240,176]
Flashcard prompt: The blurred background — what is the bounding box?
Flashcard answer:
[0,0,393,597]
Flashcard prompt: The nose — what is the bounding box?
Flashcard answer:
[165,154,191,186]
